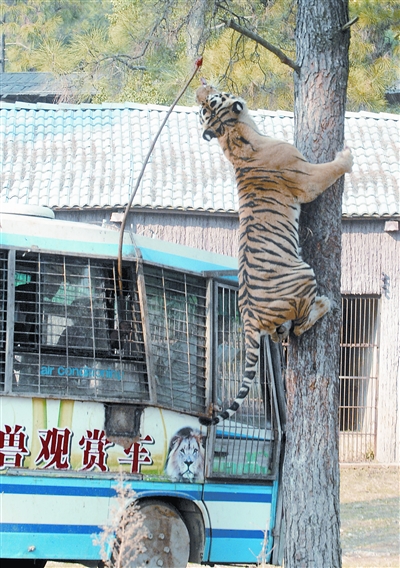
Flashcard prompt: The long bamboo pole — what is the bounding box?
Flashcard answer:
[117,58,203,293]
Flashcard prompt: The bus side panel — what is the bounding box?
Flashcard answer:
[0,532,100,562]
[204,482,277,564]
[0,475,113,560]
[0,397,206,479]
[0,475,205,561]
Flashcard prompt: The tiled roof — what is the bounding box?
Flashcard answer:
[0,101,398,218]
[0,73,61,97]
[0,73,85,104]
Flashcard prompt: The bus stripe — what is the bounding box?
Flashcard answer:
[0,483,115,497]
[1,523,266,540]
[204,491,272,503]
[211,528,266,539]
[0,523,100,534]
[1,482,272,502]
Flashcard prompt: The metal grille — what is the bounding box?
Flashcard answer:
[0,252,6,390]
[143,265,207,413]
[9,251,148,401]
[340,296,380,462]
[210,284,281,479]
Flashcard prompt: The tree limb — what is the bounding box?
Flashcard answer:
[112,55,146,72]
[224,18,300,74]
[341,16,359,32]
[5,41,30,50]
[80,55,146,73]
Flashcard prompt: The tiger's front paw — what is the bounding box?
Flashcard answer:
[271,321,292,343]
[277,321,292,340]
[336,147,353,173]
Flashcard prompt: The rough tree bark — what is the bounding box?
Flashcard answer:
[283,1,350,567]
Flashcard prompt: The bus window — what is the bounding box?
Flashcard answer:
[7,251,209,414]
[144,265,207,414]
[210,284,281,479]
[108,263,144,361]
[41,256,110,353]
[12,252,148,401]
[0,252,6,390]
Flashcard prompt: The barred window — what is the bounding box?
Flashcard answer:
[9,252,148,401]
[0,252,7,390]
[143,265,207,413]
[340,295,380,461]
[211,284,282,479]
[1,250,210,414]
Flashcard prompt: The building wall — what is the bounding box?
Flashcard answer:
[56,208,240,255]
[55,209,399,463]
[341,220,399,463]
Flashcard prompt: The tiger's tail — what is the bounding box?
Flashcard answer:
[199,328,260,426]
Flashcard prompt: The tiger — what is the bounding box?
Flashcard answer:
[196,84,353,426]
[165,427,205,482]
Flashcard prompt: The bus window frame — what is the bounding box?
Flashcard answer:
[2,248,211,416]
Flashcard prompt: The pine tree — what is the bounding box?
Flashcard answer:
[1,0,398,111]
[283,0,350,564]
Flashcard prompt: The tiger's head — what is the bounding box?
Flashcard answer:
[196,85,246,142]
[165,427,205,483]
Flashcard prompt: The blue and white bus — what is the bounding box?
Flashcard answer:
[0,205,285,567]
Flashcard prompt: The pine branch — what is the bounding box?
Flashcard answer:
[111,55,146,72]
[79,55,146,73]
[224,18,300,74]
[341,16,359,32]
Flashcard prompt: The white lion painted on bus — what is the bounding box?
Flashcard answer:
[165,427,205,483]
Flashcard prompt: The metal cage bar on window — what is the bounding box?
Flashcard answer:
[0,252,7,390]
[339,295,380,462]
[9,252,148,402]
[210,283,281,479]
[143,265,207,414]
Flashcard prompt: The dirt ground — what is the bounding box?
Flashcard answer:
[45,465,399,568]
[340,465,399,568]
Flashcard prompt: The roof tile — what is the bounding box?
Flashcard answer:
[0,102,398,218]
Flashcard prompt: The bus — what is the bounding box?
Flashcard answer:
[0,205,285,567]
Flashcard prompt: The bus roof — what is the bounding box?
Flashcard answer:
[0,210,238,278]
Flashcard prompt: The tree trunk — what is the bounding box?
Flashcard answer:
[0,33,4,73]
[186,0,215,60]
[283,1,350,567]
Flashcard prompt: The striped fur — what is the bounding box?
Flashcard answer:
[196,85,353,425]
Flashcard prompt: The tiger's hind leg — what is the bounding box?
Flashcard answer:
[293,295,331,337]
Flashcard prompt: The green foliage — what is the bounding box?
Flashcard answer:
[197,0,296,110]
[1,0,111,72]
[347,0,400,111]
[1,0,398,112]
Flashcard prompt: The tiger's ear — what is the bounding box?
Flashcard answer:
[232,101,244,114]
[203,129,217,141]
